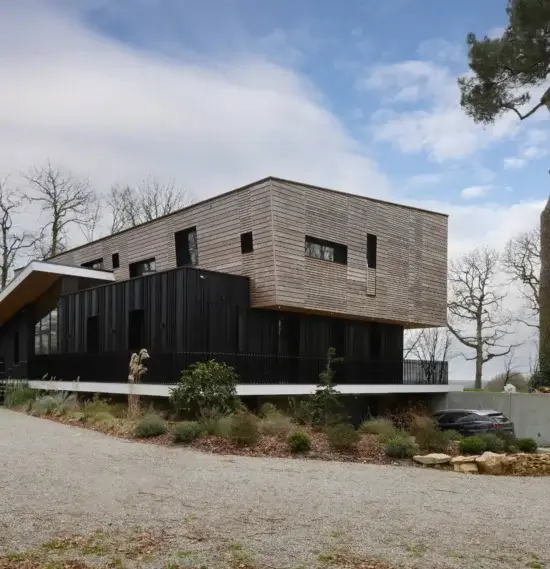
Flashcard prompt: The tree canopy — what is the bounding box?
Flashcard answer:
[458,0,550,123]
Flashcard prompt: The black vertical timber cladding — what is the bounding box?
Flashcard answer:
[57,266,250,355]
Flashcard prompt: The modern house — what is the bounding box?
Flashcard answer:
[0,177,449,397]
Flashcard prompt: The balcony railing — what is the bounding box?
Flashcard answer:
[29,352,448,386]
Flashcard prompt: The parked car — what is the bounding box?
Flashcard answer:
[432,409,515,437]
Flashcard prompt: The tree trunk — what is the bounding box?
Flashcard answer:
[475,350,483,389]
[539,196,550,379]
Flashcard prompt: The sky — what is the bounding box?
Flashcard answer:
[0,0,548,383]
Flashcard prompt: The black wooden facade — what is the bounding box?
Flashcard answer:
[0,265,448,385]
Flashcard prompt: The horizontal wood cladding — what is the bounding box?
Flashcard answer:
[270,180,447,328]
[49,181,277,308]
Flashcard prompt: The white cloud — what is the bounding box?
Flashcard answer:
[417,38,464,63]
[403,173,443,190]
[503,128,548,169]
[504,157,527,169]
[364,59,520,162]
[460,185,492,199]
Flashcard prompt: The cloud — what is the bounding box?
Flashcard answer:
[460,185,493,199]
[0,1,391,214]
[363,59,519,162]
[417,38,464,63]
[503,129,548,169]
[504,157,527,169]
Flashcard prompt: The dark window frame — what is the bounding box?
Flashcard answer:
[240,231,254,254]
[305,236,347,265]
[129,258,156,279]
[367,234,377,269]
[112,253,120,269]
[175,226,199,267]
[81,258,104,270]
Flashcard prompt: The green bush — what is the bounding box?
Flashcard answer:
[288,397,316,426]
[172,421,203,443]
[82,394,113,419]
[259,402,278,417]
[326,424,360,452]
[359,418,396,438]
[480,433,506,453]
[443,429,463,441]
[169,360,238,418]
[230,412,260,447]
[287,430,312,453]
[30,395,61,416]
[214,416,234,438]
[88,411,117,428]
[458,436,487,455]
[260,413,294,437]
[408,415,452,452]
[383,432,417,459]
[516,437,538,453]
[3,383,37,408]
[134,414,167,438]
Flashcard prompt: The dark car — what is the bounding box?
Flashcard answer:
[432,409,515,437]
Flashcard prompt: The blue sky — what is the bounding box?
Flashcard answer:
[0,0,547,379]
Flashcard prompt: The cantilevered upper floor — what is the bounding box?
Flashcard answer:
[48,177,448,328]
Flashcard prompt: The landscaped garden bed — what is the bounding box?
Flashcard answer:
[2,353,545,475]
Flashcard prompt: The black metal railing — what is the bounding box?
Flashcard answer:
[29,352,448,386]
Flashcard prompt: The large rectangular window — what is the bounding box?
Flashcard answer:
[367,234,377,269]
[305,236,347,264]
[34,308,58,355]
[175,226,199,267]
[81,258,104,270]
[129,258,156,279]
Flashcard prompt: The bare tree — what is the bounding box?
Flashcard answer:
[24,163,98,258]
[404,327,452,384]
[448,247,516,389]
[107,176,193,234]
[0,176,36,287]
[485,349,529,391]
[502,228,540,327]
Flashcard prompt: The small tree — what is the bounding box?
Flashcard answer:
[311,348,345,427]
[169,360,239,419]
[448,247,516,389]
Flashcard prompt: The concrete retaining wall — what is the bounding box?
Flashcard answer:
[434,391,550,445]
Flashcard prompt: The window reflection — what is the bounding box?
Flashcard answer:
[34,307,58,355]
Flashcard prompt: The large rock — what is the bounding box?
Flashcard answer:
[413,453,451,465]
[475,452,516,475]
[451,455,479,473]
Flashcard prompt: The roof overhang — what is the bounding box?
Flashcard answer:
[0,261,115,325]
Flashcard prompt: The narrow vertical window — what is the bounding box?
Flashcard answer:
[240,232,253,254]
[128,309,145,351]
[87,316,100,353]
[175,226,199,266]
[367,234,377,269]
[112,253,120,269]
[13,332,19,364]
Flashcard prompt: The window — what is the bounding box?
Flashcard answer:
[112,253,120,269]
[305,236,347,264]
[129,258,156,279]
[81,258,104,270]
[13,332,19,364]
[366,234,377,269]
[128,309,145,351]
[175,226,199,267]
[34,308,58,355]
[87,316,100,353]
[240,232,254,254]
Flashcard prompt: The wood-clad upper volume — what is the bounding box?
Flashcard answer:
[48,177,448,328]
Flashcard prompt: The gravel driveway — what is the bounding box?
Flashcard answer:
[1,409,549,569]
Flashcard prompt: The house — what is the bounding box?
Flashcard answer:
[0,176,449,397]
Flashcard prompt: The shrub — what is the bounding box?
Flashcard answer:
[479,433,506,453]
[260,414,294,437]
[409,415,452,452]
[259,402,278,417]
[359,418,396,439]
[134,414,167,438]
[169,360,238,418]
[214,416,234,438]
[88,411,117,428]
[172,421,203,443]
[52,393,80,416]
[3,383,36,408]
[516,437,538,453]
[458,436,487,455]
[30,395,60,416]
[383,432,417,459]
[444,429,463,441]
[287,430,312,453]
[311,348,345,427]
[288,397,316,426]
[326,423,360,453]
[230,412,260,446]
[82,394,113,419]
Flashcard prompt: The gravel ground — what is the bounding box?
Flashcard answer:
[1,409,550,569]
